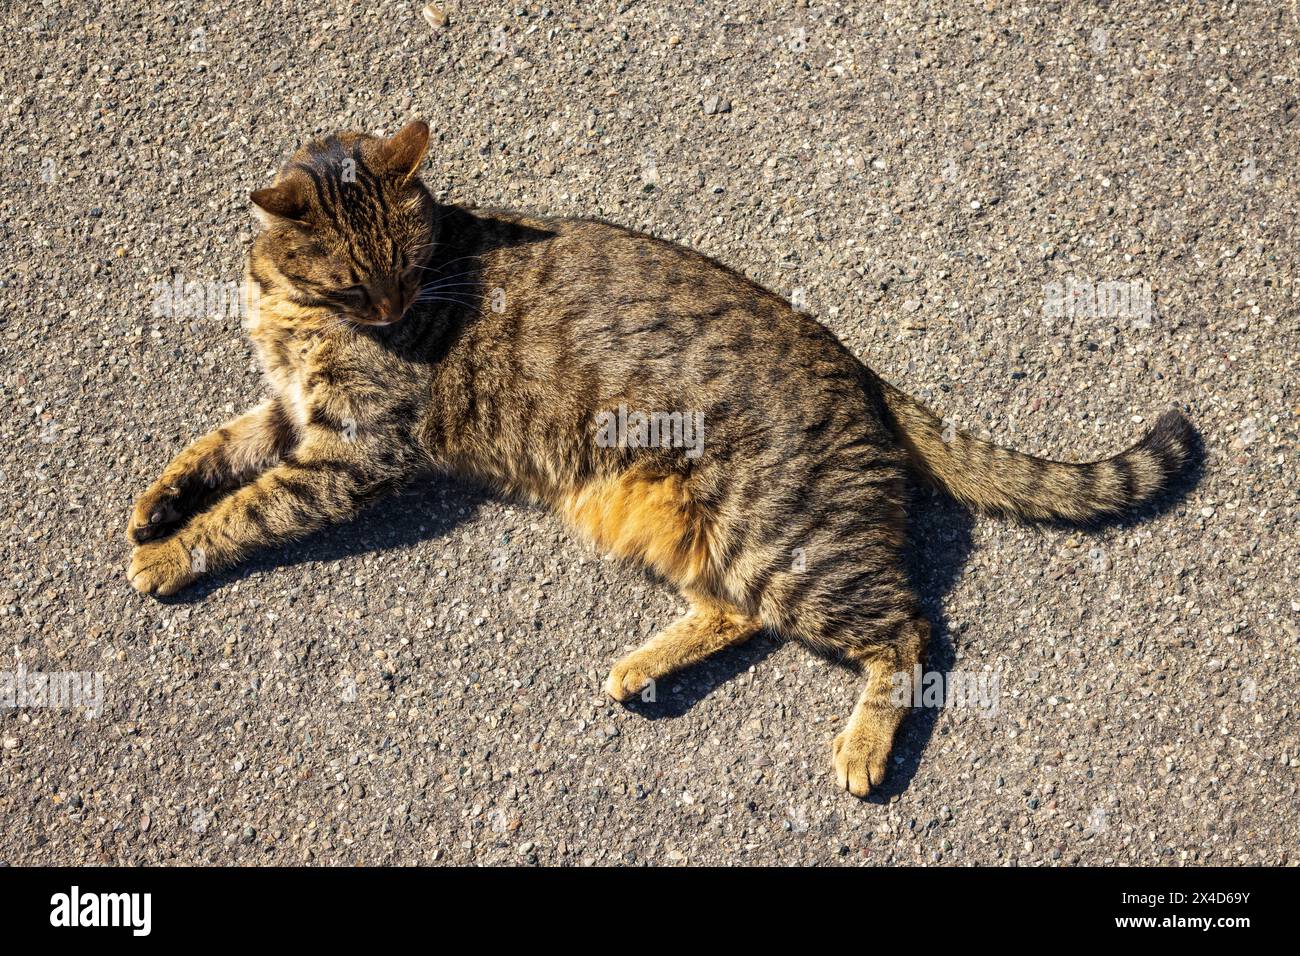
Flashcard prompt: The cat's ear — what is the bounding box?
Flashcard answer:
[250,178,309,225]
[380,120,430,183]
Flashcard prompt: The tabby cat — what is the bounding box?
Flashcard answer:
[127,121,1195,796]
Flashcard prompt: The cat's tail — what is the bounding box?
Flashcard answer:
[878,381,1197,522]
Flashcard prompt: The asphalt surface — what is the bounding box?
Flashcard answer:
[1,1,1296,865]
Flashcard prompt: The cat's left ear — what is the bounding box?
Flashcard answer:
[380,120,430,184]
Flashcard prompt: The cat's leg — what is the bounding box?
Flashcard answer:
[832,616,930,797]
[127,398,297,544]
[559,468,760,699]
[746,462,926,796]
[605,596,762,701]
[127,424,412,596]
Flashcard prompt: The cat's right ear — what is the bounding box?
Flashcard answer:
[380,120,431,184]
[250,178,309,225]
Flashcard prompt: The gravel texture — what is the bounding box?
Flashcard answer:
[0,0,1296,866]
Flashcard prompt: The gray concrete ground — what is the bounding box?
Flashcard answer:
[0,0,1296,865]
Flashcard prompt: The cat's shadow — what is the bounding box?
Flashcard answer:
[166,473,972,803]
[867,488,971,802]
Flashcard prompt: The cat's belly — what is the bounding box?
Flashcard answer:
[559,469,711,590]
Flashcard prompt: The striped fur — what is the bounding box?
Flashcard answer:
[880,383,1196,522]
[126,122,1197,798]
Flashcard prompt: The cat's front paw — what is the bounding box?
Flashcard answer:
[604,655,654,702]
[127,474,212,544]
[127,481,186,544]
[128,538,201,596]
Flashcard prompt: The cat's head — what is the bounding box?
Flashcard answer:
[248,121,436,327]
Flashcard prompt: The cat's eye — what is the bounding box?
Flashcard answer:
[332,285,368,304]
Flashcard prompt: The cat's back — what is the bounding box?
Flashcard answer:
[470,210,870,404]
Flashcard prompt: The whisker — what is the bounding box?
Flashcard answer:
[416,280,482,292]
[415,295,480,309]
[414,299,478,310]
[412,269,486,288]
[411,258,480,272]
[414,283,481,297]
[416,271,482,282]
[414,285,480,299]
[421,254,484,275]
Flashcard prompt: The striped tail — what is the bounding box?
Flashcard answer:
[879,382,1196,522]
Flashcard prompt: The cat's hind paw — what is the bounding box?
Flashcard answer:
[832,719,893,798]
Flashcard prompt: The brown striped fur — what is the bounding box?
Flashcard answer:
[127,122,1196,797]
[881,384,1194,522]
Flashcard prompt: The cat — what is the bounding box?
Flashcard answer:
[126,121,1196,797]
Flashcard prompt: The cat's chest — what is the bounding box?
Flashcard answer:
[254,335,315,428]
